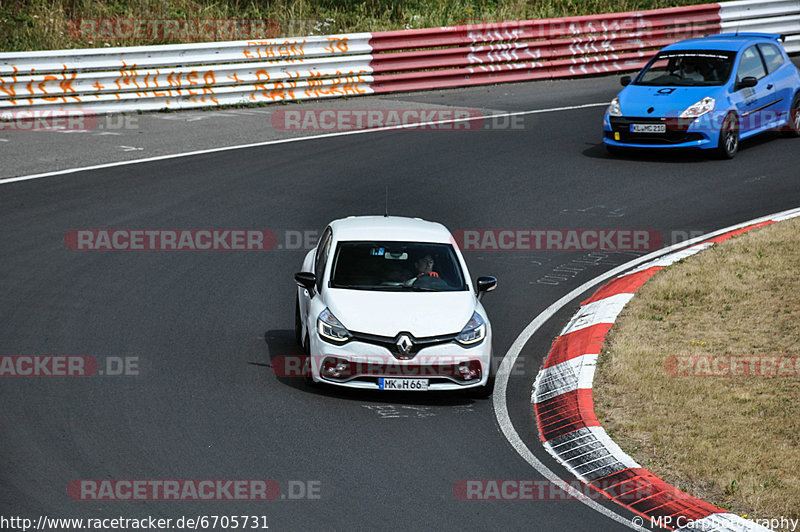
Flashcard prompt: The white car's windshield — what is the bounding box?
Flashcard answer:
[329,241,468,291]
[635,50,735,86]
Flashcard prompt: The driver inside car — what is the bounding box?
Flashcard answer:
[405,254,439,285]
[677,57,705,82]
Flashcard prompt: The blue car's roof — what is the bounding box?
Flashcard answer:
[662,33,783,53]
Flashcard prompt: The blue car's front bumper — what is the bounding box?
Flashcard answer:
[602,112,720,150]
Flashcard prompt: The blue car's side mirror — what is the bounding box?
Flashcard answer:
[736,76,758,91]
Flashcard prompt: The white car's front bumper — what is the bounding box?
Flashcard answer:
[308,333,492,391]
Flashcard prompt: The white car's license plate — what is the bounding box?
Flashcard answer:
[630,123,666,133]
[379,378,429,391]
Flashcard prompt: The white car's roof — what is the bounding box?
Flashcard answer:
[329,216,453,243]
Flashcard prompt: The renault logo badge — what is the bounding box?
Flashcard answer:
[396,334,413,356]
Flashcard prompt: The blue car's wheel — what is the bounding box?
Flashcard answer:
[781,93,800,138]
[716,112,739,159]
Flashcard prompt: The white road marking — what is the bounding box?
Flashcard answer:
[492,206,800,531]
[0,102,608,185]
[119,145,143,152]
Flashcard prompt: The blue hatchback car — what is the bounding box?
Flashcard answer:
[603,33,800,158]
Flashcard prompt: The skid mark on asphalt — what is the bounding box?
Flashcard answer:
[362,404,475,419]
[534,251,635,286]
[559,205,626,217]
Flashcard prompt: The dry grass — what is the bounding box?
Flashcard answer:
[1,0,711,51]
[594,217,800,529]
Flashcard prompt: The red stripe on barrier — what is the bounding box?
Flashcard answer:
[544,323,612,369]
[705,221,775,244]
[367,3,722,91]
[535,388,600,441]
[369,4,721,50]
[581,267,663,305]
[369,26,718,74]
[371,57,649,93]
[589,468,722,525]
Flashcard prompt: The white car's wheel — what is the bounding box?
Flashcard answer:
[303,335,318,388]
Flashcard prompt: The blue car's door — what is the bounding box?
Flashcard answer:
[732,44,771,135]
[757,42,795,128]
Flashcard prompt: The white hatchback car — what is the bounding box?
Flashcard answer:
[294,216,497,394]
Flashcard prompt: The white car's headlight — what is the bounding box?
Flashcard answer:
[317,308,351,343]
[607,97,622,117]
[680,97,715,119]
[456,312,486,346]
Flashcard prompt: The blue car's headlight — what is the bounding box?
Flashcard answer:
[607,97,622,117]
[456,312,486,346]
[317,308,351,343]
[680,97,715,119]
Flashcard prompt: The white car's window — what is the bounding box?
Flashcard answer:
[315,227,333,290]
[635,50,734,86]
[738,45,767,80]
[329,242,467,291]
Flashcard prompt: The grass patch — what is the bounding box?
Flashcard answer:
[594,217,800,528]
[2,0,711,52]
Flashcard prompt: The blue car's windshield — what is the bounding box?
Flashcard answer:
[635,50,735,86]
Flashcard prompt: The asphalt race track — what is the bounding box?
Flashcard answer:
[2,62,800,531]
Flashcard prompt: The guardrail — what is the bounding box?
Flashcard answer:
[0,0,797,117]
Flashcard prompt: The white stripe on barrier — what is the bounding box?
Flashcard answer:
[0,55,374,101]
[0,34,374,74]
[532,353,598,403]
[623,243,714,275]
[0,79,375,114]
[560,293,633,336]
[721,14,800,37]
[542,426,640,481]
[718,0,800,21]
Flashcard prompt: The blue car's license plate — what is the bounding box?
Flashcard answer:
[630,123,666,133]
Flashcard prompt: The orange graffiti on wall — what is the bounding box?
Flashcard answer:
[323,37,349,54]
